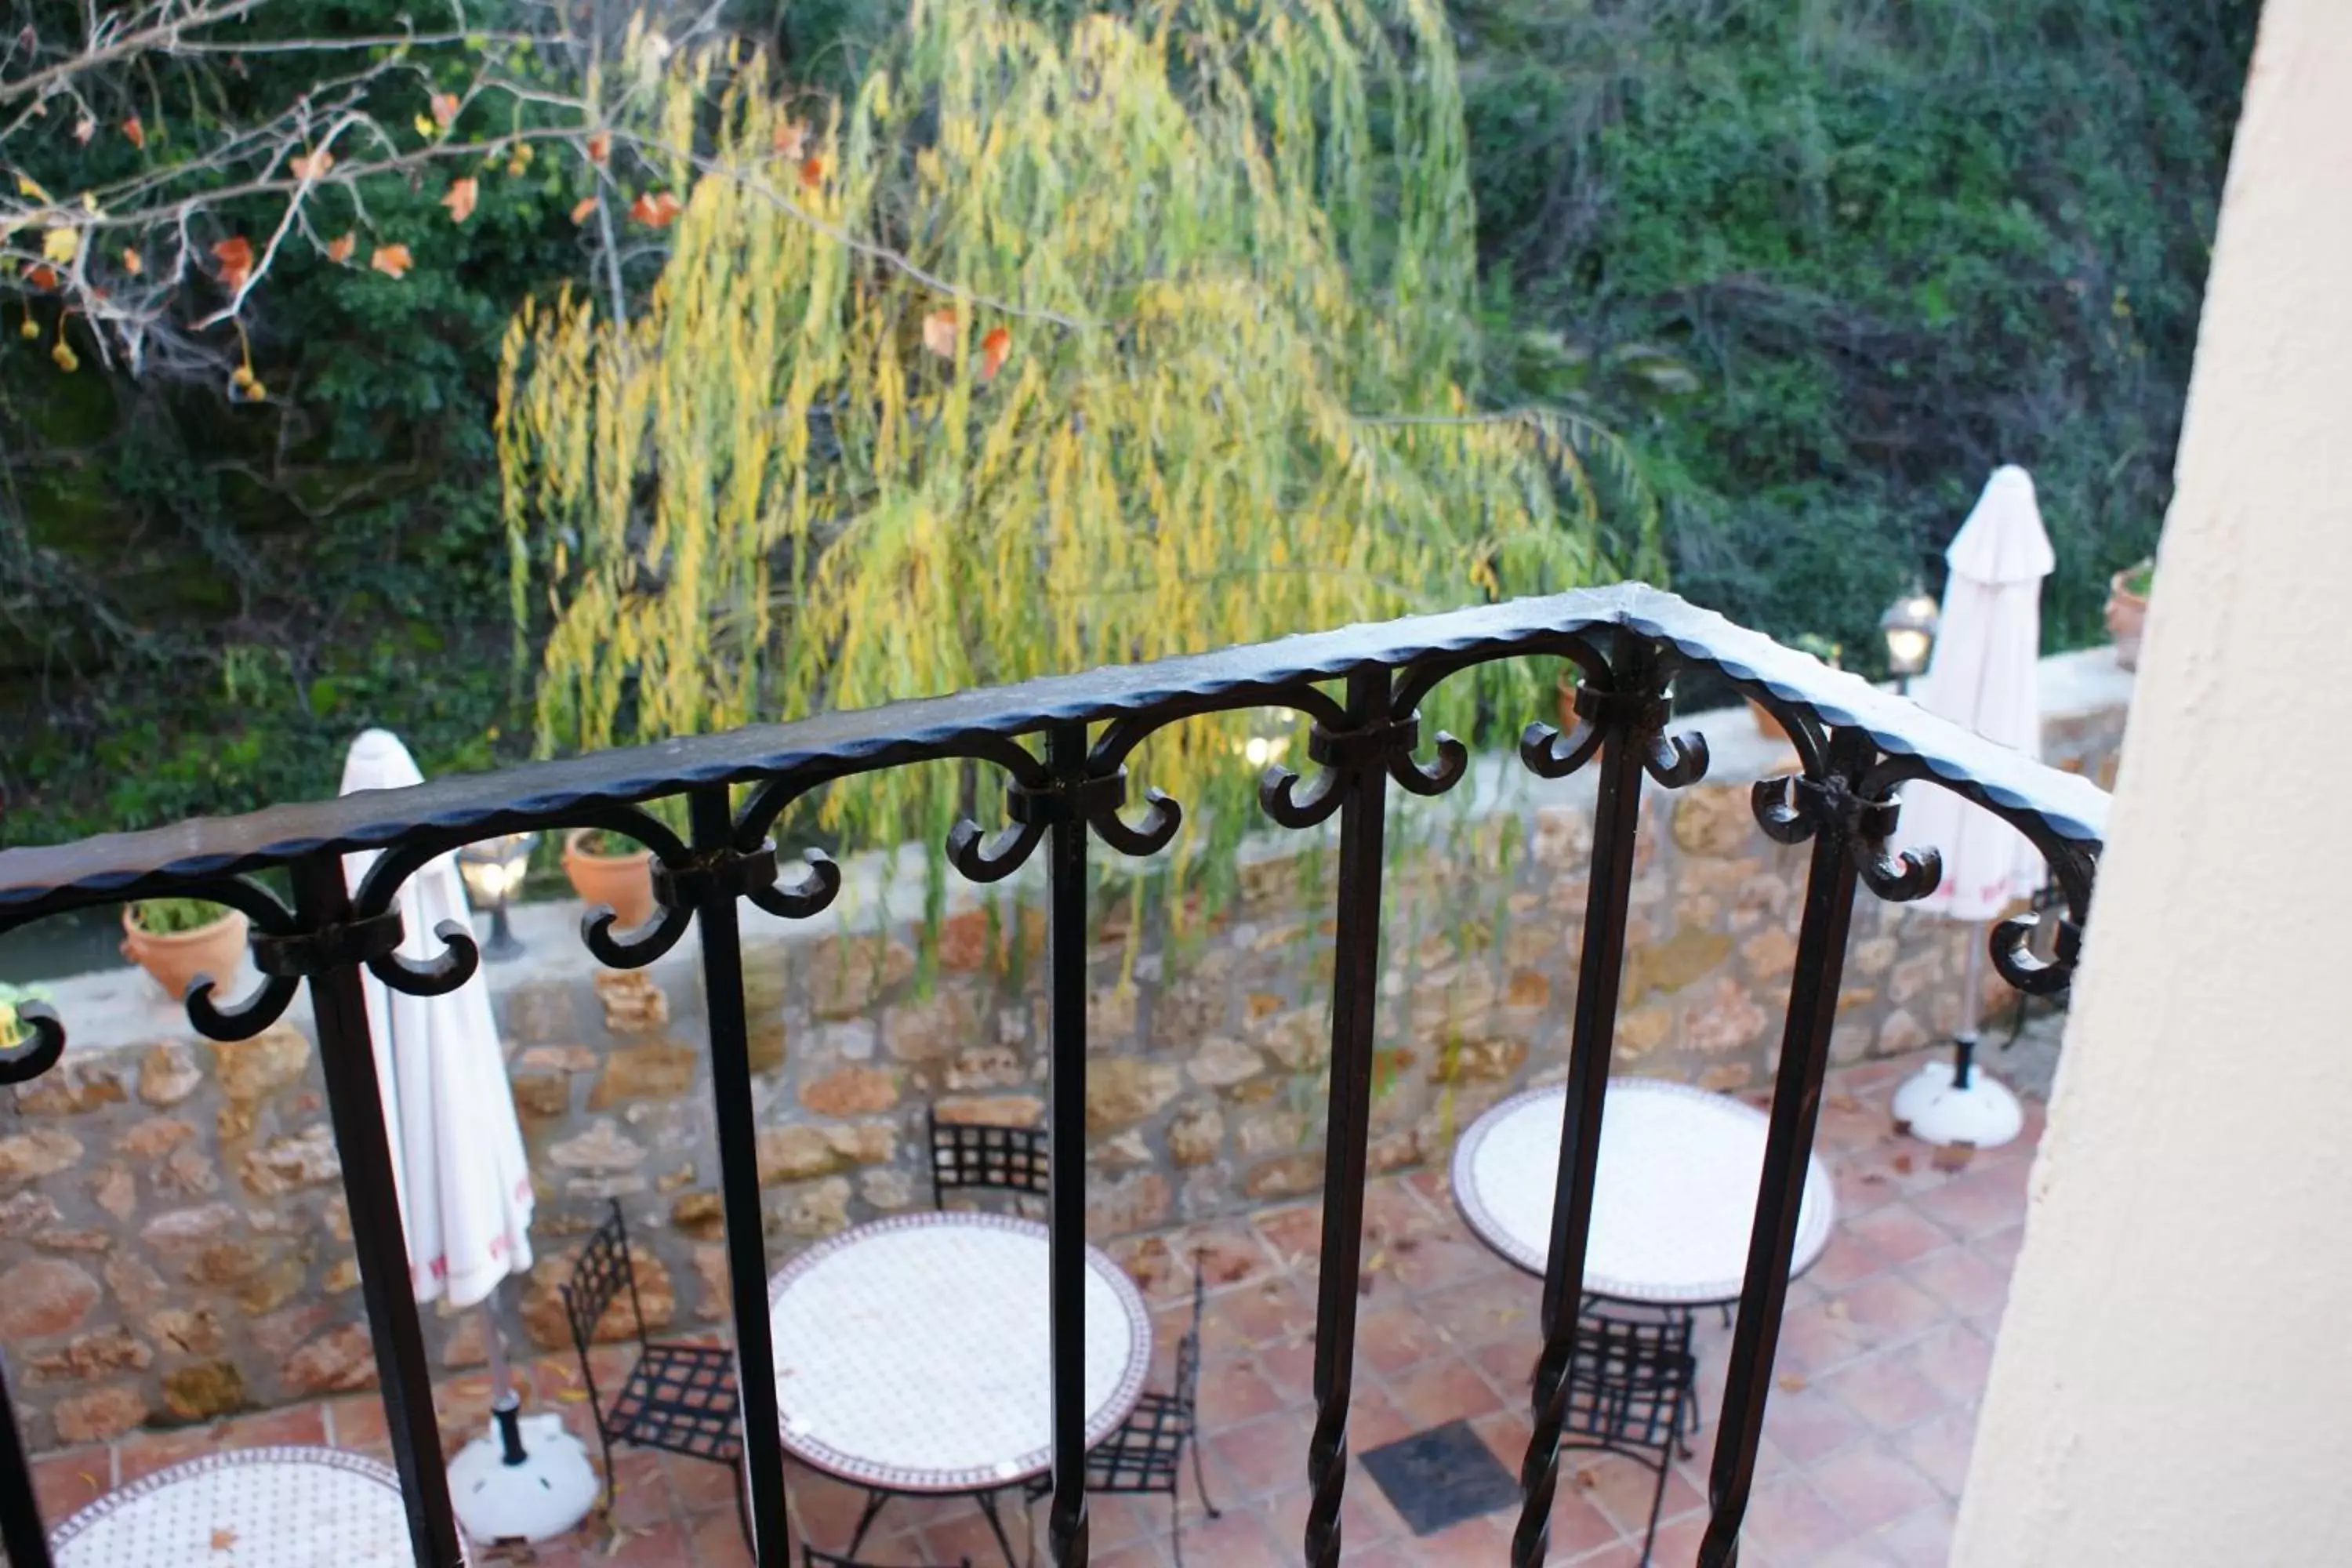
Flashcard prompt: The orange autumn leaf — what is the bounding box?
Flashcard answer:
[441,176,478,223]
[289,147,334,180]
[569,196,599,225]
[772,120,808,159]
[26,265,56,290]
[325,231,356,263]
[430,92,459,129]
[121,115,145,150]
[798,154,826,191]
[980,325,1011,379]
[920,307,958,360]
[586,130,611,166]
[628,191,682,228]
[212,236,254,290]
[121,246,143,276]
[369,243,413,280]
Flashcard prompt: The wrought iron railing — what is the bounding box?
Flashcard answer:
[0,585,2105,1567]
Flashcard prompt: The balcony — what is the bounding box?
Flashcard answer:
[0,586,2107,1566]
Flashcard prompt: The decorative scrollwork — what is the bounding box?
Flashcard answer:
[945,736,1053,884]
[1755,750,1942,905]
[1085,771,1183,858]
[1752,775,1814,845]
[582,902,695,970]
[1643,730,1711,789]
[348,840,481,998]
[1519,717,1606,780]
[1387,729,1468,798]
[0,1003,66,1085]
[1258,757,1346,830]
[179,875,304,1042]
[1991,843,2096,995]
[749,848,844,921]
[1521,680,1708,789]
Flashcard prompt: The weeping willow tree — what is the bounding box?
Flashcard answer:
[499,0,1657,907]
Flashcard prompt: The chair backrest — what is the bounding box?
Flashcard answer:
[804,1546,971,1568]
[1561,1305,1695,1452]
[927,1108,1051,1207]
[560,1198,651,1367]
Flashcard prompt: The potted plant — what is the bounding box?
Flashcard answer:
[562,828,656,930]
[2105,557,2153,671]
[1751,634,1842,745]
[121,898,249,1000]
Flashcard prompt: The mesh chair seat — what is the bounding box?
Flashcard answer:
[604,1341,743,1465]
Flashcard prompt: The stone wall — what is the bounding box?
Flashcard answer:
[0,653,2129,1450]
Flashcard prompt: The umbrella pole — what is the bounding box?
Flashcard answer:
[1952,925,1987,1090]
[481,1293,528,1466]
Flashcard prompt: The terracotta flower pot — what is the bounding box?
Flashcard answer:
[121,906,250,1001]
[563,828,657,930]
[2104,567,2151,672]
[1748,696,1795,747]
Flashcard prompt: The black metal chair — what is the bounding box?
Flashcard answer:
[927,1108,1051,1210]
[561,1198,749,1544]
[804,1548,971,1568]
[1025,1257,1221,1568]
[1555,1304,1697,1567]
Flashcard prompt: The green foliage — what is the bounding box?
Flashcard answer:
[127,898,231,934]
[1453,0,2254,668]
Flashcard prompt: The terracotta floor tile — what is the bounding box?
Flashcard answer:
[1894,1319,1998,1406]
[1909,1165,2031,1240]
[1817,1352,1953,1436]
[31,1448,111,1522]
[1197,1355,1289,1426]
[1565,1448,1703,1540]
[1385,1350,1507,1428]
[1200,1409,1313,1504]
[1875,1500,1962,1566]
[1892,1404,1981,1499]
[1846,1198,1965,1264]
[1352,1298,1446,1377]
[1900,1244,2011,1319]
[1761,1384,1869,1466]
[1809,1439,1944,1534]
[1829,1272,1951,1350]
[1740,1474,1853,1562]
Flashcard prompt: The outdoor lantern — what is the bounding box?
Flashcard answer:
[456,832,538,963]
[1233,708,1294,771]
[1879,585,1941,686]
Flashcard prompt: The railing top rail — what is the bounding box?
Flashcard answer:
[0,585,2108,916]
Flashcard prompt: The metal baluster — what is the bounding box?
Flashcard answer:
[1697,732,1871,1568]
[1513,670,1657,1567]
[1045,723,1091,1567]
[1303,668,1393,1568]
[292,851,467,1566]
[0,1348,55,1568]
[683,784,796,1566]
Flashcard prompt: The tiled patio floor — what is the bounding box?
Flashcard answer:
[27,1048,2038,1566]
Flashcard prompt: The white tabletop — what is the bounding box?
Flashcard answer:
[48,1446,458,1567]
[767,1210,1152,1494]
[1452,1078,1836,1305]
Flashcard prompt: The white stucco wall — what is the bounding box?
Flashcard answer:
[1951,2,2352,1562]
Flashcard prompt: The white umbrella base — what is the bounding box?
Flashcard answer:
[448,1412,599,1545]
[1892,1058,2025,1149]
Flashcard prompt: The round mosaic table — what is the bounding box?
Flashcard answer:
[47,1446,467,1567]
[1451,1078,1835,1305]
[768,1209,1152,1493]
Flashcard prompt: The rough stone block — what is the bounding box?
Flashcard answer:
[162,1360,247,1421]
[586,1040,699,1108]
[1086,1059,1181,1134]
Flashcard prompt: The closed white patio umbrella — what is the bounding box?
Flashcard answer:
[339,730,596,1544]
[1889,466,2053,1149]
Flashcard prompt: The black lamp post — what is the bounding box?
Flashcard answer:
[1879,585,1941,693]
[456,833,538,963]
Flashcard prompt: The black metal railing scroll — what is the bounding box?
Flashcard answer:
[0,586,2107,1566]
